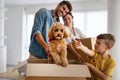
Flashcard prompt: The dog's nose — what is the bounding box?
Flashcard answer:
[57,34,61,37]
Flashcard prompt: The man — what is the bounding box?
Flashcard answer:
[29,0,72,59]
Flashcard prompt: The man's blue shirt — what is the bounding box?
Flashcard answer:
[29,8,55,59]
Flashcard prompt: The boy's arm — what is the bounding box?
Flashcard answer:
[86,62,111,80]
[74,40,94,57]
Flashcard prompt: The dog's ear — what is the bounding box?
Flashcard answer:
[63,29,69,38]
[48,26,53,39]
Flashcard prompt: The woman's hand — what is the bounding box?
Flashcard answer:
[76,54,84,63]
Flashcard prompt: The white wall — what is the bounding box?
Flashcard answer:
[72,0,107,12]
[5,6,24,65]
[25,0,107,14]
[5,0,107,65]
[107,0,120,80]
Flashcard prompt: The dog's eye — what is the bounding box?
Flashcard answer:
[54,29,58,32]
[61,29,63,32]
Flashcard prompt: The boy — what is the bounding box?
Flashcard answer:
[74,33,116,80]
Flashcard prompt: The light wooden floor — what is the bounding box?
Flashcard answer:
[0,67,25,80]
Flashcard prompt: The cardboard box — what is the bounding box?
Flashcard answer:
[25,38,95,80]
[25,63,91,80]
[67,37,96,61]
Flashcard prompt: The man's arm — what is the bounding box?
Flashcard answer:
[35,33,50,56]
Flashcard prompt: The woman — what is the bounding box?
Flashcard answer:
[63,12,86,61]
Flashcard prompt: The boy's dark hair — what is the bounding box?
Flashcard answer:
[97,33,115,48]
[58,0,72,12]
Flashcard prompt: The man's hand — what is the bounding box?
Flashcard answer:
[45,47,51,57]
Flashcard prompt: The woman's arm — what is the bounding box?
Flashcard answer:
[67,42,83,61]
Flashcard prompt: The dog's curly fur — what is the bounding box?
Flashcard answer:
[48,22,69,67]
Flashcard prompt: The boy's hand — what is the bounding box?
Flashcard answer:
[73,40,83,49]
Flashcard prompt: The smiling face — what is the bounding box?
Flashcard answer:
[56,4,70,17]
[63,13,73,26]
[95,39,108,54]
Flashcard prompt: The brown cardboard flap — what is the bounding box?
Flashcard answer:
[67,37,96,61]
[27,58,48,63]
[27,58,83,64]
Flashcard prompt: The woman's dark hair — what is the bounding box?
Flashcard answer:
[63,12,73,19]
[58,0,72,12]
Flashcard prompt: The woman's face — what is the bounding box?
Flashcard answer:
[63,14,73,26]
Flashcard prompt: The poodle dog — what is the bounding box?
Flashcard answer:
[48,22,69,67]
